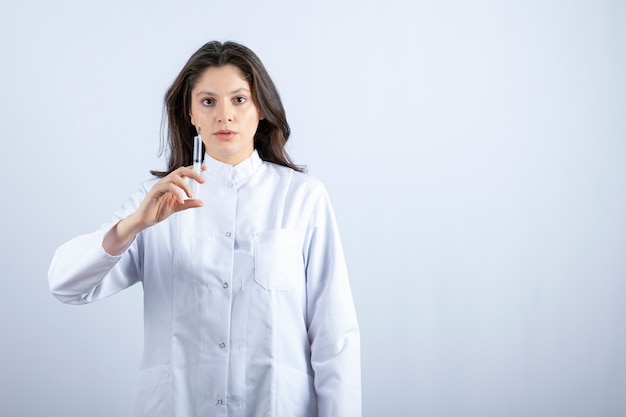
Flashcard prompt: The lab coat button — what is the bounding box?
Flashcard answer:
[216,398,224,406]
[219,342,226,349]
[227,181,234,187]
[225,232,232,237]
[222,282,229,289]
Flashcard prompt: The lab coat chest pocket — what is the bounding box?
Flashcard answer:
[253,229,305,291]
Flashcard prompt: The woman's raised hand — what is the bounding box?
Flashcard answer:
[133,165,205,228]
[102,165,205,255]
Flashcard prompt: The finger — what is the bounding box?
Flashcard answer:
[177,166,206,183]
[166,175,191,199]
[154,168,202,200]
[151,181,185,202]
[160,171,195,200]
[174,199,204,213]
[163,183,186,205]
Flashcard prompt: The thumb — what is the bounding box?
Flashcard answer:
[174,199,204,213]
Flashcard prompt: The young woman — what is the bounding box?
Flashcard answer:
[48,41,361,417]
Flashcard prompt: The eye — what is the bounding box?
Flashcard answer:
[201,98,214,106]
[233,96,247,104]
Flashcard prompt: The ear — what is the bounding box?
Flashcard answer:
[190,114,195,126]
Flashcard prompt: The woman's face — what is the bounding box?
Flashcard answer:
[189,64,262,166]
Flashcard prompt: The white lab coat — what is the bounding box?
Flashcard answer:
[48,151,361,417]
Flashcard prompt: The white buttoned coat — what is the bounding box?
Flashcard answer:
[48,151,361,417]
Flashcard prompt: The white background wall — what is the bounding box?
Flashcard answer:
[1,0,625,416]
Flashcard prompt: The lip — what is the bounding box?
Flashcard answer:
[214,129,238,140]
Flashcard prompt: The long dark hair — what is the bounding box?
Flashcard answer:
[151,41,302,177]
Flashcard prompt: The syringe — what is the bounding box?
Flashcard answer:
[192,128,202,198]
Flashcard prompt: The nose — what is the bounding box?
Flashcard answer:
[216,101,233,123]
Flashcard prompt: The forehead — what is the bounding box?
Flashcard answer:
[192,64,250,93]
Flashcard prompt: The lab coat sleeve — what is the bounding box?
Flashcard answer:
[48,186,147,305]
[305,185,361,417]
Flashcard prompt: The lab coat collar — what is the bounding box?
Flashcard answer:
[202,149,263,185]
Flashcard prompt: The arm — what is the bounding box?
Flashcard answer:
[47,221,141,304]
[48,165,205,304]
[305,186,361,417]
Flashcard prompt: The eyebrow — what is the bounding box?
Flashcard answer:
[195,87,250,97]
